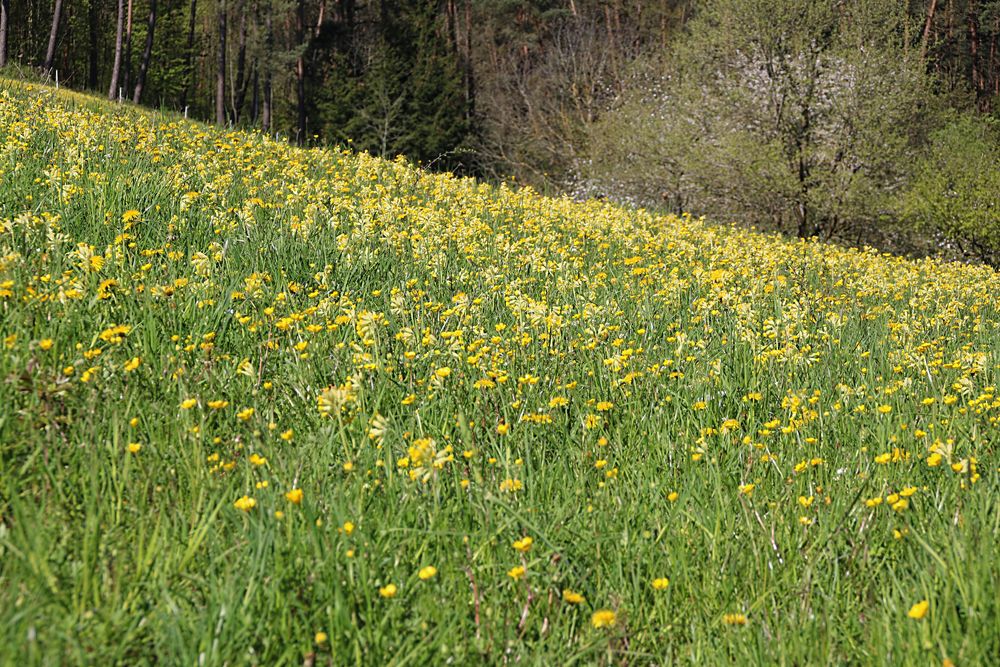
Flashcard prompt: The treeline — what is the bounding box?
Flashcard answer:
[3,0,1000,263]
[0,1,688,165]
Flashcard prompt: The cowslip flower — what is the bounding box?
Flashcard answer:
[233,495,256,512]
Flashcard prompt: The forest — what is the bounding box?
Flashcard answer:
[3,0,1000,263]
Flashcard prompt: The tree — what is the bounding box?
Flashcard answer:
[133,0,158,104]
[0,0,9,69]
[261,2,273,132]
[231,1,249,122]
[585,0,930,244]
[295,0,308,143]
[44,0,63,76]
[216,0,226,125]
[179,0,198,112]
[124,0,134,93]
[110,0,126,99]
[88,0,101,88]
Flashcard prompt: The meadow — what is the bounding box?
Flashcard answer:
[0,79,998,665]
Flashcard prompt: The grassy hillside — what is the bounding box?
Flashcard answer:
[1,79,998,665]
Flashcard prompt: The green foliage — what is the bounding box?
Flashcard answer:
[586,0,929,246]
[310,2,471,165]
[901,115,1000,266]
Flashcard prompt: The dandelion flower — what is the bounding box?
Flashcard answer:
[512,536,533,553]
[591,609,617,628]
[907,600,929,620]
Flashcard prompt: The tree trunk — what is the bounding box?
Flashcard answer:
[216,0,226,125]
[44,0,64,76]
[262,8,272,133]
[464,0,475,120]
[123,0,134,94]
[232,5,248,122]
[133,0,157,104]
[250,67,259,124]
[295,0,307,144]
[315,0,325,37]
[921,0,938,60]
[969,1,983,101]
[179,0,197,111]
[109,0,126,99]
[89,0,100,88]
[0,0,10,69]
[990,17,1000,97]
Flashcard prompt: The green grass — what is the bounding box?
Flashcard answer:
[0,78,998,665]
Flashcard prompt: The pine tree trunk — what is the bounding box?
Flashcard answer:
[89,0,100,88]
[921,0,938,60]
[44,0,64,76]
[109,0,126,99]
[250,67,259,124]
[123,0,134,94]
[179,0,197,111]
[232,5,248,122]
[315,0,325,37]
[262,8,272,133]
[295,0,307,144]
[0,0,10,69]
[133,0,157,104]
[262,69,271,132]
[465,0,475,120]
[990,17,1000,97]
[969,1,983,102]
[216,0,226,125]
